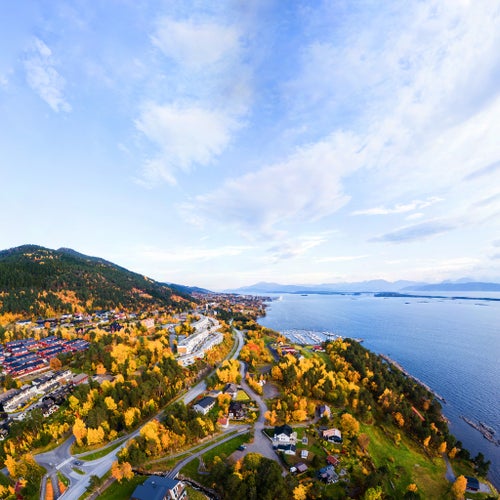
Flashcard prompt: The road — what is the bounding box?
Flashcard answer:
[237,361,282,465]
[35,326,245,499]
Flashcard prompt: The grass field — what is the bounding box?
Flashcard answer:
[78,440,123,461]
[361,422,450,498]
[97,475,146,500]
[202,432,250,464]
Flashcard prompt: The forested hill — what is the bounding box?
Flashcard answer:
[0,245,194,317]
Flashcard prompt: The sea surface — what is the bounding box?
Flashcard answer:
[258,292,500,488]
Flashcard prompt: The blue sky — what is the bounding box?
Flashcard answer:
[1,1,499,289]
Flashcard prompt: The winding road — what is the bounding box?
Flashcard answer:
[35,326,246,499]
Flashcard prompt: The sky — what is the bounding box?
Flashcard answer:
[1,0,499,290]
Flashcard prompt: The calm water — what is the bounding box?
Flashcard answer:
[258,293,500,488]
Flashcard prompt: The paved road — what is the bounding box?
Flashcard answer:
[35,326,245,499]
[237,361,283,466]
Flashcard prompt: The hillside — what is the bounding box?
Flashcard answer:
[0,245,194,317]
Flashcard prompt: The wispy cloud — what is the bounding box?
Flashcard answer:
[135,103,240,185]
[266,234,330,262]
[138,245,252,263]
[464,160,500,181]
[182,131,365,237]
[152,18,239,69]
[318,255,369,263]
[370,219,457,243]
[24,38,71,112]
[351,197,442,216]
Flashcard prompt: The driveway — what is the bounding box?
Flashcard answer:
[236,361,284,467]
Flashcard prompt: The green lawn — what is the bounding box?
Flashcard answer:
[57,471,69,487]
[78,440,123,461]
[235,389,250,402]
[202,433,250,464]
[98,475,146,500]
[361,423,450,498]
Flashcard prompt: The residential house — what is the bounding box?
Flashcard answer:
[223,383,238,399]
[193,396,215,415]
[296,462,308,473]
[322,428,342,443]
[326,455,340,467]
[301,449,309,459]
[217,416,229,429]
[276,443,296,455]
[273,424,297,445]
[317,404,331,419]
[318,465,339,484]
[131,476,187,500]
[228,401,246,420]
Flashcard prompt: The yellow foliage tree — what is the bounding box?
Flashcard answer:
[407,483,418,493]
[72,418,87,447]
[341,413,360,437]
[438,441,447,454]
[4,455,16,477]
[293,483,309,500]
[451,475,467,500]
[111,461,123,482]
[124,407,140,428]
[393,412,405,428]
[86,426,105,446]
[105,396,117,411]
[423,435,431,448]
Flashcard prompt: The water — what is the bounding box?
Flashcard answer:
[258,293,500,488]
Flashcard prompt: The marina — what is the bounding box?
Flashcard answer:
[281,329,363,345]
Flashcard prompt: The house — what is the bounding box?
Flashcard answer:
[131,476,187,500]
[228,401,246,419]
[273,424,296,444]
[301,449,309,459]
[72,373,89,386]
[318,465,339,484]
[223,383,238,399]
[326,455,340,467]
[276,443,296,455]
[193,396,215,415]
[217,416,229,429]
[296,462,308,473]
[317,404,331,419]
[465,476,479,491]
[322,428,342,443]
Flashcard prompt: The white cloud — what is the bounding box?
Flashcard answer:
[318,255,369,263]
[182,131,365,236]
[138,244,252,263]
[266,233,330,262]
[351,197,442,216]
[135,103,240,185]
[152,17,240,69]
[24,38,71,112]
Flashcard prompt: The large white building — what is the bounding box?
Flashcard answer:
[176,316,222,366]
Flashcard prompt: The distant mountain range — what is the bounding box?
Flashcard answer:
[230,279,500,294]
[0,245,195,317]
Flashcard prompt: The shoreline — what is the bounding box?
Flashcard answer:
[379,354,446,404]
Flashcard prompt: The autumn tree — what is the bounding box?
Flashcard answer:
[73,418,87,446]
[49,357,62,370]
[341,413,360,438]
[451,475,467,500]
[293,483,309,500]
